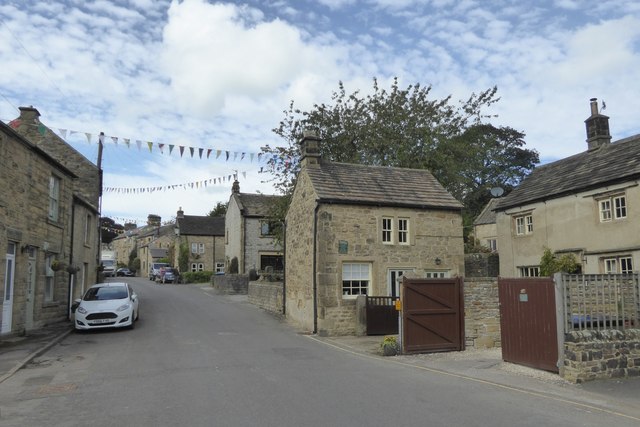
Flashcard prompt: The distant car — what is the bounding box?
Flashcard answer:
[73,282,139,331]
[149,262,170,280]
[116,268,135,277]
[157,267,176,284]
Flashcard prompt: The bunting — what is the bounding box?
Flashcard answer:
[103,171,246,194]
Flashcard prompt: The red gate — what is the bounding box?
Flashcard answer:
[401,278,464,354]
[498,278,559,373]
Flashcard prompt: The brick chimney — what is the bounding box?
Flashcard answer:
[585,98,611,151]
[147,214,161,227]
[299,130,321,168]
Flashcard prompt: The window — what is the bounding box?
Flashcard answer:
[190,263,204,272]
[382,217,393,244]
[519,266,540,277]
[261,221,278,236]
[260,254,283,271]
[48,175,60,221]
[398,218,409,245]
[84,214,92,245]
[342,263,371,297]
[604,256,633,274]
[215,262,225,274]
[487,239,497,252]
[599,195,627,222]
[425,271,449,278]
[191,243,204,254]
[515,214,533,235]
[44,255,55,302]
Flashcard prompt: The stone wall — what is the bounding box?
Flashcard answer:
[212,274,249,295]
[464,253,499,278]
[248,281,283,315]
[563,329,640,383]
[463,278,501,349]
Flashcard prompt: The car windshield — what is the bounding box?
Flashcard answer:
[164,268,174,273]
[83,286,128,301]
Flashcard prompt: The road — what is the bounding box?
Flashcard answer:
[0,277,637,426]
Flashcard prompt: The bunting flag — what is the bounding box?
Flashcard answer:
[102,170,251,194]
[7,120,287,164]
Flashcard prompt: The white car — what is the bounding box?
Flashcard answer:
[73,282,139,331]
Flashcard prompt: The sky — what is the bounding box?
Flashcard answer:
[1,0,639,226]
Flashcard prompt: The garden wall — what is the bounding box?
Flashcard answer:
[212,274,249,295]
[464,277,501,349]
[248,281,283,315]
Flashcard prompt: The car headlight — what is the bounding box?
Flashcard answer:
[116,303,131,312]
[77,306,87,314]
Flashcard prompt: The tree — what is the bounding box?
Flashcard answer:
[100,217,123,244]
[208,201,228,217]
[262,78,539,228]
[539,247,580,276]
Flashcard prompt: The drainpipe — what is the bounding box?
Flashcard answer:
[67,202,76,320]
[313,203,319,334]
[282,220,286,315]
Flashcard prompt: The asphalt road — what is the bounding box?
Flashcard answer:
[0,277,637,427]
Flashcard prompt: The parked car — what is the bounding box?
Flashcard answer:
[116,268,135,277]
[157,267,177,284]
[73,282,139,331]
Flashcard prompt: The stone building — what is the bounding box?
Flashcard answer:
[1,107,100,334]
[174,207,225,274]
[285,133,465,336]
[225,180,283,274]
[495,99,640,277]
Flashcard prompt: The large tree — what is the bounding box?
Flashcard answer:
[262,78,539,235]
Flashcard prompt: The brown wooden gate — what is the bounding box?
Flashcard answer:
[401,277,464,354]
[366,296,399,335]
[498,278,559,373]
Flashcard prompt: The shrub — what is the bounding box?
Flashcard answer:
[181,271,213,284]
[229,257,239,274]
[379,335,401,356]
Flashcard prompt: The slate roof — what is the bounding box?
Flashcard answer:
[304,161,463,210]
[233,193,283,217]
[176,215,225,236]
[473,198,499,226]
[495,134,640,211]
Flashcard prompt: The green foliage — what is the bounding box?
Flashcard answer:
[181,271,213,284]
[100,217,123,244]
[539,247,580,276]
[379,335,401,356]
[464,237,493,254]
[262,78,539,226]
[178,243,189,273]
[157,257,171,264]
[208,201,228,217]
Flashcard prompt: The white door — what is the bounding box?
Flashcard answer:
[2,242,17,334]
[25,247,36,331]
[388,268,415,298]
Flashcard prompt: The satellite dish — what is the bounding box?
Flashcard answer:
[490,187,504,197]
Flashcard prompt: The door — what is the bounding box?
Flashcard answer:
[2,242,17,334]
[402,277,464,354]
[25,247,37,331]
[388,269,414,298]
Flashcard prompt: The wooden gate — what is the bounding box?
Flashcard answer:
[498,278,559,373]
[401,277,464,354]
[366,296,398,335]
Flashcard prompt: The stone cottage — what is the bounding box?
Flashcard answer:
[225,180,283,274]
[174,207,225,274]
[285,132,464,336]
[1,107,100,334]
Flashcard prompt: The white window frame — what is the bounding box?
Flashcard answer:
[519,266,540,277]
[382,217,393,244]
[190,262,204,272]
[614,196,627,219]
[341,263,371,298]
[515,214,533,236]
[604,256,633,274]
[487,239,497,252]
[191,242,205,254]
[48,175,60,221]
[215,262,225,274]
[599,195,627,222]
[620,257,633,274]
[425,271,449,278]
[398,218,409,245]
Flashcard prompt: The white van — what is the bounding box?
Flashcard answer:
[149,262,170,281]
